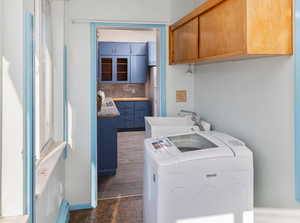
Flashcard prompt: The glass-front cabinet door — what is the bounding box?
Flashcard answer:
[99,56,130,83]
[99,56,114,83]
[116,56,130,83]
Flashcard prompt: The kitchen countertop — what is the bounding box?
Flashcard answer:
[113,97,150,102]
[98,97,120,118]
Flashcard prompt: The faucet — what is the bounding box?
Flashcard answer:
[179,110,204,131]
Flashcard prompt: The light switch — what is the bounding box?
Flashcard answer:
[176,90,187,102]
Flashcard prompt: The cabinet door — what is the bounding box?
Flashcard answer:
[173,17,199,63]
[99,42,115,56]
[131,56,147,83]
[122,109,134,129]
[134,101,150,128]
[147,42,156,66]
[131,43,147,56]
[115,56,130,83]
[114,42,131,55]
[115,102,134,129]
[97,118,117,176]
[114,102,123,128]
[99,56,114,83]
[199,0,246,58]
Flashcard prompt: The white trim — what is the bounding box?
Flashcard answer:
[34,0,41,160]
[72,18,170,25]
[36,141,66,167]
[0,216,29,223]
[35,141,66,196]
[34,0,55,160]
[254,208,300,223]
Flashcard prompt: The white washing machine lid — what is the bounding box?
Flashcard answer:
[146,132,236,166]
[165,132,235,162]
[168,133,218,152]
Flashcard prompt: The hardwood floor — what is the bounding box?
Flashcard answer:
[98,131,145,199]
[69,195,143,223]
[70,131,145,222]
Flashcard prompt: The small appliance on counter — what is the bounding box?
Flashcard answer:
[97,90,105,113]
[144,130,253,223]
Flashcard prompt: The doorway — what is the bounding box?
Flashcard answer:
[97,27,158,200]
[90,23,167,208]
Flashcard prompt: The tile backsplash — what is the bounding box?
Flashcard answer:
[98,84,146,98]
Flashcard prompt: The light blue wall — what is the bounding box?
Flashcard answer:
[295,0,300,202]
[193,56,295,208]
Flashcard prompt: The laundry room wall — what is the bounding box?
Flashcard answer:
[193,58,296,209]
[65,0,179,206]
[174,0,298,209]
[166,0,197,116]
[0,0,3,215]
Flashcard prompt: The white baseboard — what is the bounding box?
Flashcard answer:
[255,208,300,223]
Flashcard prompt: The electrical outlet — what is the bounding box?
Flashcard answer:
[176,90,187,102]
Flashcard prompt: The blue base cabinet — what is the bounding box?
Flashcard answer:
[97,117,118,176]
[115,101,151,130]
[134,101,151,128]
[116,102,134,129]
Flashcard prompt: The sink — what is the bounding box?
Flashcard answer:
[145,117,197,139]
[145,117,194,126]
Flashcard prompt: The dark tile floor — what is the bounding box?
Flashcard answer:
[69,195,143,223]
[98,131,144,199]
[70,131,145,222]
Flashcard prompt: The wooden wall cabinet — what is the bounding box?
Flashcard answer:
[171,17,199,64]
[169,0,293,65]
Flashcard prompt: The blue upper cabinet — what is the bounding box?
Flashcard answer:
[98,42,148,84]
[115,56,130,83]
[99,56,130,84]
[147,42,156,66]
[99,56,115,83]
[99,42,130,56]
[115,43,131,55]
[131,43,147,56]
[99,42,115,55]
[131,56,147,83]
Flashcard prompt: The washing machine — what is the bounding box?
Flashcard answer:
[144,130,253,223]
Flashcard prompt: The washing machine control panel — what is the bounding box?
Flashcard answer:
[152,139,172,150]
